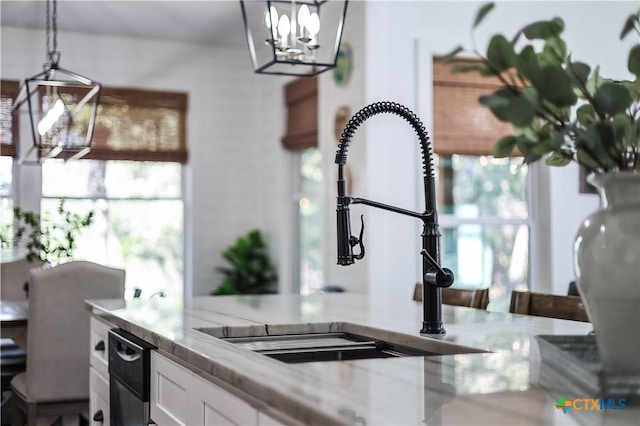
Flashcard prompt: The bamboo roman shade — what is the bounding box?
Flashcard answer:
[433,57,515,156]
[82,87,188,163]
[1,80,19,158]
[282,76,318,151]
[1,83,188,163]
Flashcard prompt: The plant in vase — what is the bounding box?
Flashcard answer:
[211,229,278,295]
[444,3,640,377]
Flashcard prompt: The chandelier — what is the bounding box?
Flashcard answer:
[13,0,101,164]
[239,0,349,76]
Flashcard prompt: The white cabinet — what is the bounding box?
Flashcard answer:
[89,316,116,425]
[150,351,259,426]
[89,367,110,426]
[191,373,257,425]
[150,350,191,426]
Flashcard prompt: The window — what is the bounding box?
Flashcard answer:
[433,57,531,311]
[0,157,14,258]
[1,80,19,256]
[435,155,530,311]
[281,77,322,294]
[42,160,183,299]
[41,86,187,299]
[296,148,323,294]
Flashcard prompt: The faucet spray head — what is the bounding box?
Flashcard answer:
[336,165,364,265]
[336,202,355,265]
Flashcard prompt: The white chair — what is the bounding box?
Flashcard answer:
[0,257,41,300]
[10,261,125,426]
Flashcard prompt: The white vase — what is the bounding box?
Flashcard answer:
[574,171,640,376]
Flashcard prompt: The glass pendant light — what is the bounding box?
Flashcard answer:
[240,0,349,76]
[13,0,101,164]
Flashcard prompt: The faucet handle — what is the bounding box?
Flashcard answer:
[420,249,455,288]
[350,215,365,260]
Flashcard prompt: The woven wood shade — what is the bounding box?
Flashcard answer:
[80,87,188,163]
[433,57,516,156]
[1,80,19,158]
[282,76,318,151]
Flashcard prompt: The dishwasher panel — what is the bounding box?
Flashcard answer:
[108,329,155,426]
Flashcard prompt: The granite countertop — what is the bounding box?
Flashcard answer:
[86,293,638,425]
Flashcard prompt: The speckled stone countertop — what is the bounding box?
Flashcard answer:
[86,294,639,425]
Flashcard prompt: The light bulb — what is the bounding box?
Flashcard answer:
[307,13,320,38]
[278,14,290,39]
[298,5,310,31]
[265,6,279,39]
[266,6,278,30]
[37,98,65,136]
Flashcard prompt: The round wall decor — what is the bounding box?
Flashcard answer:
[332,43,352,86]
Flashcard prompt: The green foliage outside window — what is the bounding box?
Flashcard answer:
[0,199,93,264]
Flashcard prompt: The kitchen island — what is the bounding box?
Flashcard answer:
[86,293,638,425]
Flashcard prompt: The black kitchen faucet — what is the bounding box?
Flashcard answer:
[335,101,455,335]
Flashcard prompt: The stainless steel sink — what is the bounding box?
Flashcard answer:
[195,322,488,363]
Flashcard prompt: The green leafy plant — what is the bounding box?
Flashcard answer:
[211,229,278,295]
[0,199,93,264]
[444,2,640,173]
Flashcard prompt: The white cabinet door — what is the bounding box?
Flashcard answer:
[89,317,116,426]
[90,317,112,379]
[150,351,259,426]
[89,366,110,426]
[150,351,191,426]
[190,374,258,426]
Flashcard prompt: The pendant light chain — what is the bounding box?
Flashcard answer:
[45,0,59,67]
[52,0,57,53]
[45,0,50,60]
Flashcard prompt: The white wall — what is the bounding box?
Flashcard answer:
[1,26,291,297]
[320,0,368,292]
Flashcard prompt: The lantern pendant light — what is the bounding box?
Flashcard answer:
[13,0,101,164]
[240,0,349,77]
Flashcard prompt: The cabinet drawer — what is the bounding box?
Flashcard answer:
[150,351,191,426]
[90,317,112,378]
[89,366,110,426]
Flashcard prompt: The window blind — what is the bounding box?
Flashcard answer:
[1,82,187,163]
[0,80,19,158]
[79,87,188,163]
[432,57,516,156]
[282,76,318,151]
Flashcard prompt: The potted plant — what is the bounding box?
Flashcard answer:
[445,3,640,378]
[211,229,278,295]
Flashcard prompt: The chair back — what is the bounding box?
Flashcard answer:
[0,257,40,300]
[509,290,589,322]
[25,261,124,401]
[413,283,490,309]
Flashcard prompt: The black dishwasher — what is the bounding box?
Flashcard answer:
[108,329,155,426]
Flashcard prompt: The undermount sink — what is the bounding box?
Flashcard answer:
[195,322,488,363]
